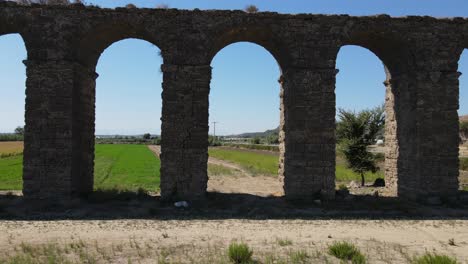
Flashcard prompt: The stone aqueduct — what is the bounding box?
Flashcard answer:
[1,2,467,202]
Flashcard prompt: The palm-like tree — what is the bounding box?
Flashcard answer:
[336,105,385,186]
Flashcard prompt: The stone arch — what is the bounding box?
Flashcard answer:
[0,33,28,193]
[72,28,165,195]
[76,23,165,69]
[207,41,283,195]
[208,26,289,71]
[334,44,397,194]
[336,31,416,197]
[457,48,468,193]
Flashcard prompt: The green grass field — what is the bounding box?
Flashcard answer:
[0,154,23,190]
[0,144,404,191]
[0,144,161,191]
[209,148,278,176]
[209,147,383,183]
[94,144,160,191]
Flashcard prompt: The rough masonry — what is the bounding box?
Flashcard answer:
[1,1,467,202]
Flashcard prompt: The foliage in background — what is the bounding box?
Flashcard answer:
[250,137,261,144]
[95,135,161,145]
[0,134,23,142]
[266,134,279,144]
[209,135,222,146]
[337,105,385,186]
[224,143,279,152]
[244,4,259,13]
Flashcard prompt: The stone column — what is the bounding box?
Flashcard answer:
[383,71,400,196]
[386,66,459,201]
[159,64,211,200]
[409,69,460,200]
[281,67,337,200]
[72,64,98,195]
[22,60,76,199]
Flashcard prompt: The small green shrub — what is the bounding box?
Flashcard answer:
[338,183,348,191]
[0,152,23,158]
[459,157,468,171]
[228,242,253,264]
[277,238,293,246]
[328,241,366,263]
[374,152,385,162]
[352,252,367,264]
[244,4,259,13]
[289,250,309,263]
[413,253,458,264]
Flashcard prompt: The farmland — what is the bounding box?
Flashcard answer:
[94,144,160,191]
[209,147,384,183]
[0,141,23,156]
[0,143,160,191]
[0,142,463,191]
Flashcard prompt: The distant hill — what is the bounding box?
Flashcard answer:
[460,115,468,122]
[227,127,279,138]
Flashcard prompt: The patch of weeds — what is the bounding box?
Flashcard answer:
[276,238,293,247]
[289,250,309,264]
[413,253,458,264]
[338,183,348,191]
[459,157,468,171]
[328,241,366,264]
[158,248,171,264]
[228,242,253,264]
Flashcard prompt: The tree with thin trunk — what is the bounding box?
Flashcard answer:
[336,104,385,186]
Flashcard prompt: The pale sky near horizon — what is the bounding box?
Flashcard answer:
[1,0,468,135]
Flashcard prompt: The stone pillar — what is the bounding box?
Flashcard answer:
[281,67,337,200]
[22,60,76,199]
[159,64,211,200]
[386,68,459,200]
[409,69,460,200]
[383,73,419,198]
[383,71,399,196]
[72,64,97,194]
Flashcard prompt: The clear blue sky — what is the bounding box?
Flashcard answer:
[1,0,468,134]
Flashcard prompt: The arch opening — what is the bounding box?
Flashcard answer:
[0,33,27,194]
[75,38,164,196]
[458,49,468,192]
[207,41,284,197]
[335,45,399,197]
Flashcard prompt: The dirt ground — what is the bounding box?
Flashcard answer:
[0,219,467,263]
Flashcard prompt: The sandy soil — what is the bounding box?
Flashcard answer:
[0,141,23,154]
[0,219,467,263]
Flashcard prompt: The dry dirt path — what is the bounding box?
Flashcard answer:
[0,219,467,263]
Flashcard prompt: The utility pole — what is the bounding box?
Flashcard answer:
[212,121,218,139]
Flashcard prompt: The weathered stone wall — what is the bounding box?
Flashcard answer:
[1,1,467,201]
